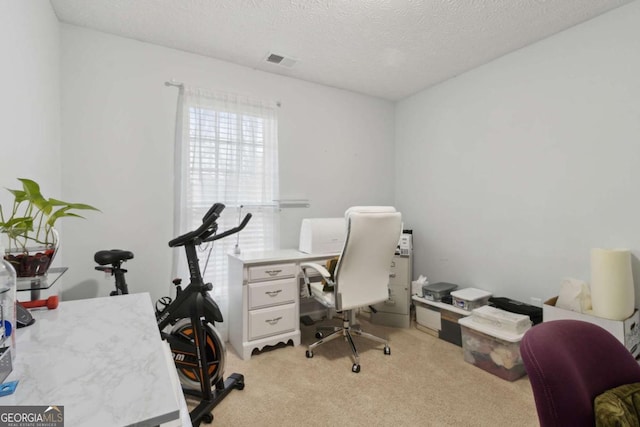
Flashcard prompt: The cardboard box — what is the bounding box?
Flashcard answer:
[543,296,640,358]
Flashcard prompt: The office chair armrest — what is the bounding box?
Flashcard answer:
[300,262,332,280]
[300,262,335,298]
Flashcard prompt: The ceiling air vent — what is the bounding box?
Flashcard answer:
[265,52,297,68]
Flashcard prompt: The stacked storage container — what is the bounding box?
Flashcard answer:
[458,306,532,381]
[421,282,457,301]
[451,288,492,311]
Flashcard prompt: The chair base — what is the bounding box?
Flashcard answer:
[305,310,390,373]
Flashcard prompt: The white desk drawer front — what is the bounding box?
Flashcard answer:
[248,303,297,340]
[248,278,296,309]
[248,263,297,282]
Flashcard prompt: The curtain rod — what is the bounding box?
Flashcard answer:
[164,80,184,88]
[164,80,281,107]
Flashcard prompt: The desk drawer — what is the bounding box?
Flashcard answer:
[248,303,297,340]
[248,278,296,309]
[389,256,410,285]
[248,263,296,282]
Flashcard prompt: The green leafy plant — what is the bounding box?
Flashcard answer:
[0,178,99,276]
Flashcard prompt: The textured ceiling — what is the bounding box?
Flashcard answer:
[50,0,633,101]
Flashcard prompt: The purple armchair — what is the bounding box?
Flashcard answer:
[521,319,640,426]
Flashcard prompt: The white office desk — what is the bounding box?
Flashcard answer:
[3,293,189,427]
[227,249,337,360]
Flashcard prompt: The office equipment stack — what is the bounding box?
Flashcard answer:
[413,286,494,347]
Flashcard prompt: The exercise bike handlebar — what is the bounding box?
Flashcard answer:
[168,203,252,247]
[168,203,225,247]
[204,212,252,242]
[203,202,226,224]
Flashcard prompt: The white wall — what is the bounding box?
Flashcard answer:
[396,1,640,307]
[60,25,395,302]
[0,2,61,227]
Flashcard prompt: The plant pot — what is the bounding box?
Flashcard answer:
[2,229,59,278]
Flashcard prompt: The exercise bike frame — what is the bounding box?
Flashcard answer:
[157,203,251,425]
[96,203,250,425]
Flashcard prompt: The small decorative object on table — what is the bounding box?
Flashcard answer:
[0,178,99,278]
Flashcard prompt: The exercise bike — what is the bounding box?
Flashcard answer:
[94,249,133,296]
[94,203,251,426]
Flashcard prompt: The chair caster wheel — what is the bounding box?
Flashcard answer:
[384,346,391,355]
[315,331,324,339]
[352,364,361,373]
[235,380,245,391]
[202,413,213,423]
[306,350,314,358]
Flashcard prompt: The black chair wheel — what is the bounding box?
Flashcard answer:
[235,380,245,391]
[352,363,361,373]
[315,331,324,339]
[306,350,314,358]
[384,346,391,355]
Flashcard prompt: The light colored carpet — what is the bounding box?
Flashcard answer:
[188,314,539,426]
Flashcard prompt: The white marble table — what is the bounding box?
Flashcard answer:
[2,293,186,427]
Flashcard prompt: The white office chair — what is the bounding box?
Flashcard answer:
[300,206,402,373]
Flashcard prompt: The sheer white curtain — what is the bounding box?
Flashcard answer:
[173,86,279,340]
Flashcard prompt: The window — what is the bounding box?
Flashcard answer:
[173,87,279,339]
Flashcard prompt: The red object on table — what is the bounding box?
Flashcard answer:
[19,295,59,310]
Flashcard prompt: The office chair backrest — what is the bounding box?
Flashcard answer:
[521,319,640,427]
[333,206,402,311]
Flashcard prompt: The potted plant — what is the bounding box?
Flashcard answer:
[0,178,99,277]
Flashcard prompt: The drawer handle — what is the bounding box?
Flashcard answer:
[265,289,282,297]
[265,316,282,325]
[389,273,396,278]
[265,269,282,276]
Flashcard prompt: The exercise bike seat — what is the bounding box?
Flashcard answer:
[94,249,134,265]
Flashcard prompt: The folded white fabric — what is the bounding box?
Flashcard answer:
[556,277,592,313]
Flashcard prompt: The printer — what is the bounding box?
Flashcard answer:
[298,218,345,254]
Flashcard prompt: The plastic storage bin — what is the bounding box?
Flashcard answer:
[451,288,491,311]
[471,305,532,335]
[422,282,457,301]
[459,315,527,381]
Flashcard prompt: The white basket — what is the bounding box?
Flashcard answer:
[450,288,492,311]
